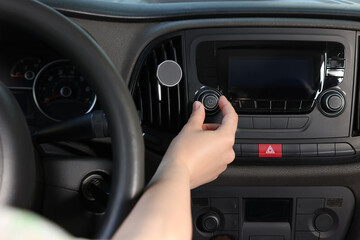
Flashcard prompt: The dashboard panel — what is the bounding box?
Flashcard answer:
[6,1,360,239]
[0,29,98,130]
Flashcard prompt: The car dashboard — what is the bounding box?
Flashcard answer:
[6,0,360,239]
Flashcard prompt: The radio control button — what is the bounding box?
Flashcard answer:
[296,215,316,231]
[203,94,218,111]
[253,117,271,129]
[211,198,239,214]
[314,213,334,232]
[328,95,343,110]
[196,88,221,115]
[319,89,345,117]
[288,117,309,129]
[297,198,325,214]
[300,144,317,157]
[238,117,253,129]
[318,144,335,157]
[241,144,258,157]
[335,143,355,156]
[283,144,300,157]
[270,118,288,129]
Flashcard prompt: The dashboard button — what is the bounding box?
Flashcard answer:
[335,143,355,156]
[238,117,253,129]
[297,198,324,214]
[288,117,309,129]
[203,94,219,111]
[318,144,335,157]
[314,213,334,232]
[233,144,241,156]
[295,232,319,240]
[296,215,316,231]
[259,144,282,158]
[300,144,317,157]
[270,118,288,129]
[253,117,270,129]
[241,144,258,157]
[211,198,239,214]
[283,144,300,157]
[223,214,239,231]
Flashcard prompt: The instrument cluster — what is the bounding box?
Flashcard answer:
[0,33,97,128]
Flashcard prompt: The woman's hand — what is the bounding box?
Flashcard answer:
[160,95,238,189]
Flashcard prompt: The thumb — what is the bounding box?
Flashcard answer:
[185,101,205,130]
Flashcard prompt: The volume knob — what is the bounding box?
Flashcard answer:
[319,89,345,117]
[197,88,221,115]
[199,211,221,233]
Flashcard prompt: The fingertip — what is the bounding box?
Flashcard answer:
[193,101,201,111]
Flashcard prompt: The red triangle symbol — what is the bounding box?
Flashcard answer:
[266,145,275,154]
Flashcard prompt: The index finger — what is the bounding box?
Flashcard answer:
[217,95,238,134]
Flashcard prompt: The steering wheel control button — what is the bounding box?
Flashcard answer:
[314,213,334,232]
[318,143,335,157]
[156,60,182,87]
[297,198,325,214]
[283,144,300,157]
[335,143,355,156]
[196,88,221,115]
[241,144,258,157]
[258,144,282,158]
[295,231,320,240]
[300,144,318,157]
[319,89,346,117]
[200,212,221,233]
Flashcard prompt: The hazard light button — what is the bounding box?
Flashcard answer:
[258,144,282,158]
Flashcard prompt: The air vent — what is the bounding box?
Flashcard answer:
[132,36,187,134]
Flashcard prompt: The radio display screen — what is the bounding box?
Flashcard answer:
[220,49,323,100]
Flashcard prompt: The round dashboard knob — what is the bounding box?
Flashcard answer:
[314,213,335,232]
[199,211,221,233]
[319,89,345,117]
[197,88,222,115]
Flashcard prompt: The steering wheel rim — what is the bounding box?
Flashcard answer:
[0,0,145,238]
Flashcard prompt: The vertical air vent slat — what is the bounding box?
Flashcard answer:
[133,36,187,134]
[144,64,153,125]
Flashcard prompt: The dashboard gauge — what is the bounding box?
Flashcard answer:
[11,57,43,81]
[33,60,97,121]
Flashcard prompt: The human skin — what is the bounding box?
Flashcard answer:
[113,96,238,240]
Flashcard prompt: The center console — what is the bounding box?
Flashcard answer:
[185,28,357,163]
[191,186,354,240]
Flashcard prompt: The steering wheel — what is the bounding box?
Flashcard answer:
[0,0,144,239]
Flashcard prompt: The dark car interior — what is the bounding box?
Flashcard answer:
[2,0,360,239]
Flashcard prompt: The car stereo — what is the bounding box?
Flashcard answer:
[185,28,356,162]
[198,40,344,115]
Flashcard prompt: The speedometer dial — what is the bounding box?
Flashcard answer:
[33,60,97,121]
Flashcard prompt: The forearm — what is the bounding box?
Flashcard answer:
[113,162,192,240]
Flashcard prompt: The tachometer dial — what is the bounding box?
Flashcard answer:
[11,57,43,81]
[33,60,97,121]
